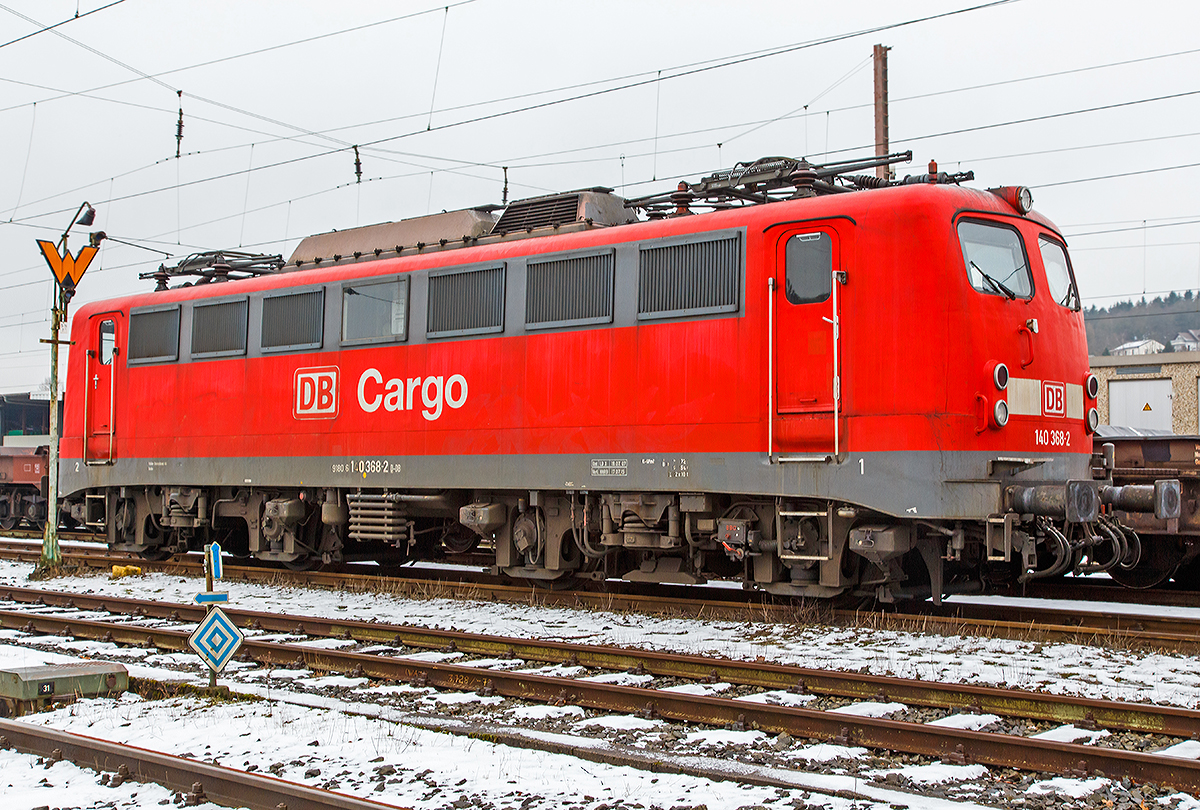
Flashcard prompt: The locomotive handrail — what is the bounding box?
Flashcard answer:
[767,277,774,464]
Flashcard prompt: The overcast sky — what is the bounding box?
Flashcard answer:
[1,0,1197,393]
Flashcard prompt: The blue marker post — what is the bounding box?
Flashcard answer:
[203,543,220,687]
[188,541,243,685]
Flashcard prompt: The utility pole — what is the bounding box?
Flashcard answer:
[873,44,891,180]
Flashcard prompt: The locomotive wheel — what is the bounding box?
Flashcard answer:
[1107,536,1183,590]
[283,555,322,571]
[139,547,174,562]
[0,516,18,532]
[442,525,480,555]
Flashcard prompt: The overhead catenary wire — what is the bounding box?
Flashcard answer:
[7,20,1196,229]
[0,0,126,51]
[9,79,1198,235]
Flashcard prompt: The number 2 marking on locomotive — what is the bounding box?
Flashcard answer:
[75,462,80,473]
[859,458,864,475]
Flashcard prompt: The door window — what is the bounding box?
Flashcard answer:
[785,232,832,304]
[99,319,115,365]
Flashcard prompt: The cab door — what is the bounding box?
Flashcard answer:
[85,312,121,464]
[772,224,845,456]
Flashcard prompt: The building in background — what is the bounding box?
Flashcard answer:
[1091,351,1200,434]
[1171,330,1200,353]
[1110,338,1165,356]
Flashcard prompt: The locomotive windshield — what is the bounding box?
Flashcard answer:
[957,220,1032,299]
[1038,236,1080,310]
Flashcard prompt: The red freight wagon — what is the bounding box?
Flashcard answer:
[0,446,48,530]
[57,156,1178,601]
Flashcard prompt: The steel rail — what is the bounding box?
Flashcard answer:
[2,608,1199,793]
[2,584,1196,738]
[0,717,406,810]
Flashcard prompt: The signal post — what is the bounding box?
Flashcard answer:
[34,202,100,571]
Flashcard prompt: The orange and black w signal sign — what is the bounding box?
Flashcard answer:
[37,240,97,289]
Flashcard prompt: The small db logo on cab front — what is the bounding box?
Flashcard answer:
[1042,381,1065,417]
[295,366,339,420]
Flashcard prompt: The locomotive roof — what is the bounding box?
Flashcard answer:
[83,168,1060,319]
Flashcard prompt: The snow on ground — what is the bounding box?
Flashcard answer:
[828,701,907,718]
[925,713,1001,731]
[2,559,1196,710]
[2,557,1200,808]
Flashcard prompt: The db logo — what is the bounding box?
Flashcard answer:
[1042,380,1065,417]
[294,366,339,420]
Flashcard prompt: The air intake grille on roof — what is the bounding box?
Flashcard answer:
[192,299,248,356]
[128,307,180,362]
[526,253,614,330]
[262,289,323,350]
[638,234,741,319]
[427,265,505,338]
[493,194,580,233]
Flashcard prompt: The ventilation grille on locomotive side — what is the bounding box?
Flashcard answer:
[191,298,249,357]
[262,289,324,351]
[427,265,506,338]
[128,307,180,362]
[637,234,741,319]
[525,252,615,330]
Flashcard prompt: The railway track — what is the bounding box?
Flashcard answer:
[2,585,1200,795]
[3,538,1199,653]
[0,718,399,810]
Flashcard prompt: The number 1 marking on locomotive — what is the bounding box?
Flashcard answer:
[859,458,864,475]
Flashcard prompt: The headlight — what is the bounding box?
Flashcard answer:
[1087,407,1099,432]
[1085,374,1099,399]
[987,186,1034,215]
[993,399,1009,428]
[993,362,1009,391]
[1017,187,1033,214]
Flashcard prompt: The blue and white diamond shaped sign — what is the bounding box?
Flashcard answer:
[187,606,244,673]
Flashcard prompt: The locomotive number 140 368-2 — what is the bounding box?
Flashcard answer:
[1034,428,1071,448]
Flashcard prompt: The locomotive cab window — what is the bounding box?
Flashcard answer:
[958,220,1033,299]
[785,232,833,304]
[342,277,408,345]
[1038,236,1080,310]
[98,319,115,365]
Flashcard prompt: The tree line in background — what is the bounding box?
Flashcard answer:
[1084,291,1200,355]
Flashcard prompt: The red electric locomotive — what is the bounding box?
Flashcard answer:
[57,154,1179,601]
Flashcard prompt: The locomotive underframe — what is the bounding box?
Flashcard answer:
[60,446,1178,601]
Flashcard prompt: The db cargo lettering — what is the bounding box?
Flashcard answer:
[294,367,340,419]
[357,368,468,421]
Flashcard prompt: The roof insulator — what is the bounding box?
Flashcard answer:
[439,238,448,247]
[332,254,342,262]
[374,248,382,256]
[395,245,403,253]
[314,257,323,264]
[416,242,425,250]
[353,251,362,259]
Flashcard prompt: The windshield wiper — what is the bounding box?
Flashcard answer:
[971,261,1017,300]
